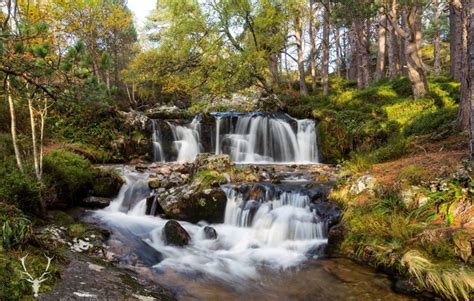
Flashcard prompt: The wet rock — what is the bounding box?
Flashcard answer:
[91,169,124,198]
[163,220,191,246]
[194,153,233,173]
[135,163,149,172]
[326,223,347,255]
[80,196,112,209]
[157,185,227,223]
[203,226,218,240]
[310,202,341,227]
[148,178,161,189]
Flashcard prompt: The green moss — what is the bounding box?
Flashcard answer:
[43,149,93,205]
[403,108,457,137]
[67,223,88,238]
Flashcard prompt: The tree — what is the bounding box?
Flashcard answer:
[375,4,388,81]
[387,0,428,98]
[321,0,330,95]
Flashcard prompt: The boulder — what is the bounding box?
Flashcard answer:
[91,169,124,198]
[148,178,161,189]
[349,175,377,195]
[326,223,347,255]
[203,226,218,240]
[80,196,112,209]
[145,106,192,120]
[157,185,227,223]
[163,220,191,246]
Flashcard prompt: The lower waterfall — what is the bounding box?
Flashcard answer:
[94,168,327,281]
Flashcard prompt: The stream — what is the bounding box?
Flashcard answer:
[87,113,413,300]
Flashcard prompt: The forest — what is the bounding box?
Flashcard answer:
[0,0,473,300]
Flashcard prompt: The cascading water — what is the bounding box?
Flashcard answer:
[151,120,165,162]
[150,112,319,164]
[166,116,202,161]
[94,169,327,281]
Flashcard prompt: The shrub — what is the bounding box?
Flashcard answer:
[43,149,93,205]
[0,203,32,250]
[403,108,457,137]
[0,159,43,214]
[391,77,413,97]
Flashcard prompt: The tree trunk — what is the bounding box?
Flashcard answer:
[433,0,443,75]
[353,18,371,88]
[389,1,427,98]
[450,0,463,81]
[28,97,40,180]
[322,2,330,96]
[269,53,280,88]
[457,0,471,129]
[348,23,359,81]
[39,99,47,179]
[7,77,24,173]
[335,27,342,77]
[467,0,474,160]
[309,0,318,92]
[403,6,428,98]
[295,15,309,96]
[376,9,387,81]
[387,21,400,78]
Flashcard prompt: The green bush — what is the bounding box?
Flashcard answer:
[0,159,43,214]
[403,108,457,137]
[0,203,32,250]
[391,77,413,97]
[43,149,93,205]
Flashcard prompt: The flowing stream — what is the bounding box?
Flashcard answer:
[91,166,412,300]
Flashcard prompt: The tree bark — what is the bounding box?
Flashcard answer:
[389,1,428,98]
[6,76,24,173]
[387,21,400,78]
[295,14,309,96]
[335,27,342,77]
[322,2,330,96]
[353,18,371,88]
[309,0,318,92]
[469,0,474,160]
[457,0,471,129]
[433,0,443,75]
[450,0,463,81]
[28,97,40,179]
[376,8,387,81]
[348,23,359,81]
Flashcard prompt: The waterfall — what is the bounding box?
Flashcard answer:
[105,168,151,214]
[167,116,202,161]
[213,113,319,163]
[151,120,165,162]
[222,185,326,243]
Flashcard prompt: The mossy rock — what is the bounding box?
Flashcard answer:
[91,168,124,198]
[68,223,88,238]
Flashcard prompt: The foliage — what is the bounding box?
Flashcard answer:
[397,165,428,185]
[0,159,43,214]
[43,149,93,204]
[0,203,32,250]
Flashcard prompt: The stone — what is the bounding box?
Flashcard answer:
[162,220,191,246]
[326,223,347,255]
[91,169,124,198]
[148,178,161,189]
[203,226,218,240]
[349,175,377,195]
[193,153,233,173]
[80,196,112,209]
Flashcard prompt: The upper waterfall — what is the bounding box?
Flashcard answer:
[151,112,319,163]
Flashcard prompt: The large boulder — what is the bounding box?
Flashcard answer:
[156,185,227,223]
[91,169,124,198]
[162,220,190,246]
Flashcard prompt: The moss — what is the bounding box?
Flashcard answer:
[91,168,123,198]
[47,210,75,226]
[67,223,88,238]
[403,108,457,137]
[43,149,93,205]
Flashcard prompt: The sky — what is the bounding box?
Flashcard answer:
[127,0,156,30]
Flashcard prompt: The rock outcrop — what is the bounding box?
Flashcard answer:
[162,220,191,246]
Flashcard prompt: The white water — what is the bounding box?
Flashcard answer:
[167,116,202,161]
[152,113,319,164]
[151,120,165,162]
[94,169,327,282]
[214,113,319,164]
